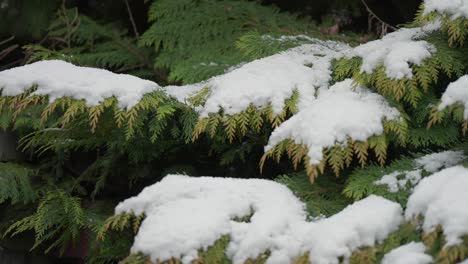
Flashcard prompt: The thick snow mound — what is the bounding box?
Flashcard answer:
[438,75,468,119]
[116,175,402,264]
[164,40,352,117]
[265,79,400,165]
[301,195,403,264]
[406,166,468,246]
[424,0,468,19]
[0,60,159,108]
[353,24,438,80]
[381,242,433,264]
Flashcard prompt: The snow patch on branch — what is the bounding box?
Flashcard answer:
[353,23,439,80]
[116,175,402,264]
[406,166,468,246]
[423,0,468,19]
[165,40,352,117]
[375,170,423,193]
[0,60,159,108]
[375,150,465,192]
[415,150,465,172]
[381,242,433,264]
[438,75,468,119]
[265,79,400,165]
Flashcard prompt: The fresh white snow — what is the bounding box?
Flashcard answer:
[375,150,465,192]
[381,242,433,264]
[353,24,439,80]
[406,166,468,246]
[265,79,401,165]
[0,60,159,108]
[438,75,468,119]
[415,150,465,173]
[116,175,403,264]
[164,40,352,117]
[423,0,468,19]
[375,170,423,193]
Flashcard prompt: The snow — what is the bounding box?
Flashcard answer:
[438,75,468,119]
[265,79,401,165]
[415,150,465,173]
[457,260,468,264]
[375,150,465,192]
[353,24,439,79]
[381,242,433,264]
[164,83,204,105]
[0,60,159,108]
[164,40,352,117]
[423,0,468,19]
[375,170,422,193]
[406,166,468,246]
[116,175,403,264]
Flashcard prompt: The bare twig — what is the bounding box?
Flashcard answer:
[0,36,15,46]
[361,0,397,36]
[124,0,140,40]
[0,44,19,61]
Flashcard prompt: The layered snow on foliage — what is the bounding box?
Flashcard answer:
[353,23,439,79]
[164,40,352,117]
[116,175,403,264]
[375,170,423,193]
[415,150,465,172]
[423,0,468,19]
[300,195,402,264]
[0,60,159,108]
[265,79,400,165]
[375,150,465,192]
[438,75,468,119]
[381,242,433,264]
[406,166,468,246]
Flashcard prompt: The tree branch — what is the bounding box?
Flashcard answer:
[361,0,397,34]
[124,0,140,40]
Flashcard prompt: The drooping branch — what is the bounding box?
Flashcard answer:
[361,0,397,36]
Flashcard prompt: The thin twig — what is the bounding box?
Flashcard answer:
[0,45,19,61]
[0,36,15,46]
[124,0,140,40]
[361,0,397,32]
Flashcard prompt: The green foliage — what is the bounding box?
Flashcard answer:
[276,172,351,217]
[3,190,85,254]
[343,156,416,205]
[25,7,156,80]
[417,3,468,47]
[0,163,37,204]
[141,0,312,83]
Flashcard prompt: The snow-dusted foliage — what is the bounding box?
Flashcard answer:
[438,75,468,119]
[406,166,468,246]
[116,175,402,264]
[423,0,468,19]
[414,150,465,172]
[374,150,465,192]
[381,242,433,264]
[374,170,423,193]
[265,79,400,165]
[165,40,351,117]
[0,60,159,108]
[353,23,439,79]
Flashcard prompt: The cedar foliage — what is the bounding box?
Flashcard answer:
[0,0,468,263]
